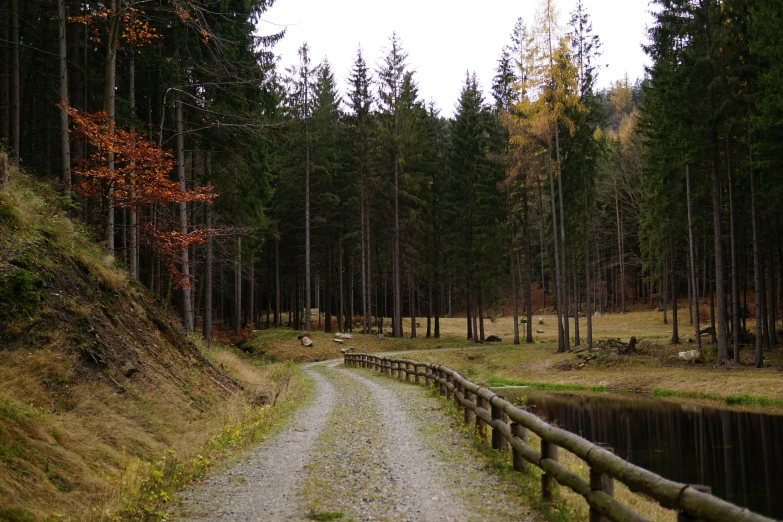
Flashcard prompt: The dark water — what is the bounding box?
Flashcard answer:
[493,388,783,519]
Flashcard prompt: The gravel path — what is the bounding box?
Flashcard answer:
[172,365,336,521]
[172,361,538,522]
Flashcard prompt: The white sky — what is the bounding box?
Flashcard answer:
[259,0,655,117]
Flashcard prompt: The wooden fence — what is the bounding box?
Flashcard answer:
[344,352,773,522]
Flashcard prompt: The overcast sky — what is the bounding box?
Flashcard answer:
[259,0,655,117]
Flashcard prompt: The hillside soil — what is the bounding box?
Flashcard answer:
[0,177,306,520]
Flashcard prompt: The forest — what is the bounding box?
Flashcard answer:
[1,0,782,369]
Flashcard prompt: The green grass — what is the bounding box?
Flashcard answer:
[488,376,608,393]
[307,511,346,521]
[651,388,783,408]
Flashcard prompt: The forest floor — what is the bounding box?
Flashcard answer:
[247,310,783,412]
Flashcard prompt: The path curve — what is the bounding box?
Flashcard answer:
[172,360,536,521]
[173,365,336,521]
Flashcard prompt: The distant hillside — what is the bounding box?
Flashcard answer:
[0,174,240,519]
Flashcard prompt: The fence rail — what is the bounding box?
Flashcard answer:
[343,352,773,522]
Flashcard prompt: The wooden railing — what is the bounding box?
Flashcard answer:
[344,352,773,522]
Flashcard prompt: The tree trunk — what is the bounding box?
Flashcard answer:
[410,277,417,339]
[325,247,332,333]
[234,236,242,335]
[175,101,193,333]
[203,152,213,346]
[671,235,679,344]
[58,0,71,190]
[573,251,580,347]
[104,0,119,251]
[584,172,592,347]
[393,152,402,338]
[710,141,728,363]
[10,0,19,168]
[686,166,701,351]
[426,284,432,338]
[727,138,740,361]
[547,152,565,352]
[478,289,485,342]
[511,240,520,345]
[613,175,626,313]
[767,244,776,347]
[249,255,255,328]
[750,147,763,367]
[337,231,344,332]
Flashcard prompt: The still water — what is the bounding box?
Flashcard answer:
[493,388,783,519]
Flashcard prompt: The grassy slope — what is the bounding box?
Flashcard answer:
[0,177,306,520]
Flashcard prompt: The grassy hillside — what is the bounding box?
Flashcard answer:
[0,175,307,520]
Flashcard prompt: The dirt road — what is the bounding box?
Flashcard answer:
[172,361,536,521]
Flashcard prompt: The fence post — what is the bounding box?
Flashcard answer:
[464,391,475,425]
[511,423,529,472]
[424,366,431,386]
[589,447,615,522]
[475,396,488,441]
[414,364,420,384]
[677,486,712,522]
[446,373,454,400]
[541,440,559,500]
[491,398,508,452]
[438,370,446,396]
[399,361,406,381]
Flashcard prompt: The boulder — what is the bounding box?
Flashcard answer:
[536,329,545,334]
[538,317,545,325]
[301,336,313,347]
[485,334,502,343]
[297,332,311,340]
[340,346,355,354]
[332,338,344,344]
[678,349,704,363]
[335,332,353,340]
[593,311,602,317]
[377,333,385,340]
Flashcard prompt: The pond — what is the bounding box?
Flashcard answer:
[492,387,783,519]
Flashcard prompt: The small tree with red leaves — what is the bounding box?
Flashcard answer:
[62,102,216,288]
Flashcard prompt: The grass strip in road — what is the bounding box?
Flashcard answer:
[299,367,400,522]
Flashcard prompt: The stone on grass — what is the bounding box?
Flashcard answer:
[538,317,544,325]
[297,332,311,340]
[377,333,385,340]
[335,332,353,340]
[678,349,704,363]
[485,335,502,343]
[536,329,545,334]
[333,338,344,344]
[301,336,313,347]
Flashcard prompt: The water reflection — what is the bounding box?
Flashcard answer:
[494,388,783,519]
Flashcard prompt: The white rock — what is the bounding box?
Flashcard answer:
[678,349,704,363]
[301,336,313,347]
[333,338,344,344]
[335,332,353,340]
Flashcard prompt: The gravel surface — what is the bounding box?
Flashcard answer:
[172,360,538,522]
[172,365,336,521]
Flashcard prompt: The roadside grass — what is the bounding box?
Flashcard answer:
[113,343,310,520]
[428,385,677,521]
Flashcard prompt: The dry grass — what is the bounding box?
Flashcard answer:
[0,176,309,520]
[0,342,307,520]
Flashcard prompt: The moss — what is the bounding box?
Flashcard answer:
[0,268,43,318]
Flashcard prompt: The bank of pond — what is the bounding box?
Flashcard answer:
[492,387,783,519]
